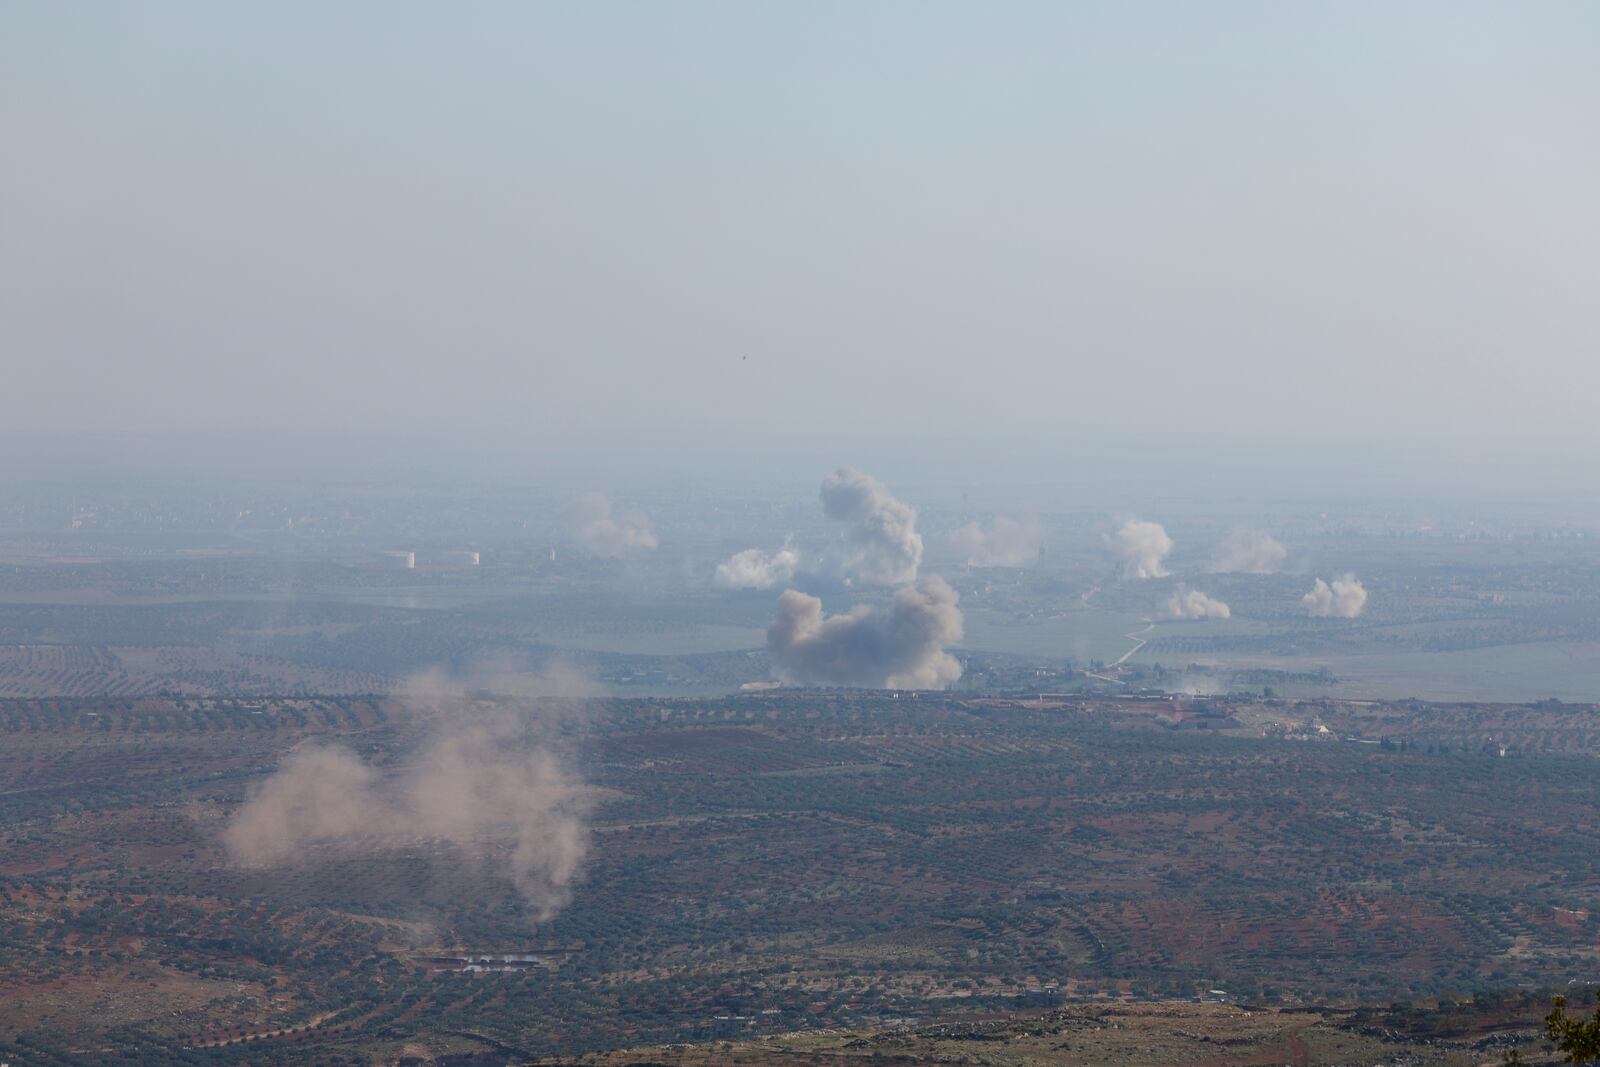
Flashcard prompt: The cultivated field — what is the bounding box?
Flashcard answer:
[2,690,1598,1063]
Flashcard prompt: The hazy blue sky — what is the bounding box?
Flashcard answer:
[3,3,1597,474]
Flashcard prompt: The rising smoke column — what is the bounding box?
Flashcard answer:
[1166,588,1232,619]
[1302,574,1367,618]
[952,514,1044,568]
[567,492,658,558]
[766,575,963,689]
[818,467,924,585]
[1111,519,1173,579]
[225,668,591,921]
[1210,529,1288,574]
[714,540,801,590]
[406,724,586,916]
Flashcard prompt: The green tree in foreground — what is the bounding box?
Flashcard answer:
[1546,996,1600,1063]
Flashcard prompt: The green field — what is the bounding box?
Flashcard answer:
[961,605,1148,664]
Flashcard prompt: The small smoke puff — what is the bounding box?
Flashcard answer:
[1166,588,1232,620]
[767,575,963,690]
[1111,519,1173,579]
[952,514,1044,568]
[714,541,801,590]
[1303,574,1367,618]
[819,467,924,586]
[567,492,658,558]
[1211,529,1288,574]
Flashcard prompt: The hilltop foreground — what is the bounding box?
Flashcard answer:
[547,1000,1556,1066]
[2,689,1598,1063]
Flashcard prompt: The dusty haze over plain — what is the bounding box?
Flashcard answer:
[2,2,1597,486]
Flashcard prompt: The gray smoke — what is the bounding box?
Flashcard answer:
[1111,519,1173,579]
[1166,587,1232,619]
[766,575,963,689]
[567,492,658,558]
[952,514,1044,568]
[713,540,801,590]
[1303,574,1367,618]
[225,667,591,921]
[819,467,924,586]
[1211,529,1288,574]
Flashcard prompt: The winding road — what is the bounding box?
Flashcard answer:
[1111,619,1154,667]
[1081,618,1155,685]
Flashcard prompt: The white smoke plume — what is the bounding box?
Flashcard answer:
[1302,574,1367,618]
[952,514,1044,568]
[819,467,923,586]
[567,492,658,558]
[1211,529,1288,574]
[1110,519,1173,579]
[1166,587,1232,620]
[766,575,963,690]
[225,667,591,920]
[714,540,801,590]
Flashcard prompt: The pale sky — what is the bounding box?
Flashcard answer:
[3,3,1597,473]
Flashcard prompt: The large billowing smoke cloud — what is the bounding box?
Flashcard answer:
[1211,529,1288,574]
[225,747,386,861]
[952,514,1044,568]
[1302,574,1367,618]
[714,540,801,590]
[819,467,924,585]
[1111,519,1173,579]
[1166,587,1232,619]
[225,667,591,920]
[567,492,658,558]
[767,575,963,689]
